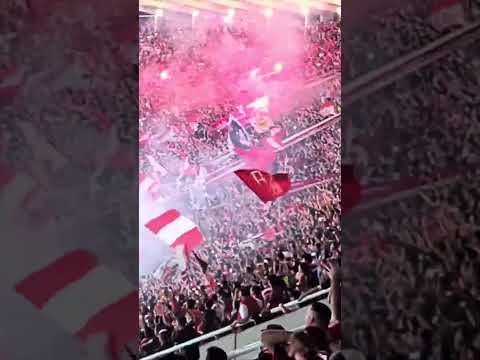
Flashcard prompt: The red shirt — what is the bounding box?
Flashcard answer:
[329,321,341,342]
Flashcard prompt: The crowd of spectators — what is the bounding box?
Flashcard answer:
[139,14,341,185]
[140,243,343,360]
[343,1,480,82]
[342,3,480,360]
[139,12,342,360]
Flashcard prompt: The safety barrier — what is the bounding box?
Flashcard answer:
[141,287,330,359]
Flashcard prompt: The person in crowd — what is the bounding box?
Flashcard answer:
[139,327,161,357]
[199,298,220,334]
[232,286,262,326]
[134,12,341,356]
[173,316,200,360]
[287,330,327,360]
[305,302,340,345]
[205,346,228,360]
[185,299,202,328]
[296,262,311,294]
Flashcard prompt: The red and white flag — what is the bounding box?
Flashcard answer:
[235,145,277,172]
[145,209,203,254]
[234,169,291,203]
[431,0,464,31]
[13,249,137,358]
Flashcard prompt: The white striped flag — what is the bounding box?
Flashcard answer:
[13,249,138,359]
[145,209,203,254]
[431,0,464,31]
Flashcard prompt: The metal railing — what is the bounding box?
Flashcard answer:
[141,288,330,360]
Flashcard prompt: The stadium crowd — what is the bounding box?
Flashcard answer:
[342,3,480,360]
[139,14,341,186]
[343,1,480,82]
[5,0,478,358]
[139,13,342,360]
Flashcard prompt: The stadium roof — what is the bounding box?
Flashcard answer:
[139,0,340,16]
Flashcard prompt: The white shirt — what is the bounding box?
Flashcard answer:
[238,303,249,321]
[213,302,225,322]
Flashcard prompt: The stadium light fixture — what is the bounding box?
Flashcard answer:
[264,8,273,18]
[160,70,169,80]
[192,9,200,17]
[301,6,309,16]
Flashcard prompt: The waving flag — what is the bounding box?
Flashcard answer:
[13,249,137,358]
[145,209,203,253]
[228,114,252,150]
[235,145,277,172]
[234,169,291,203]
